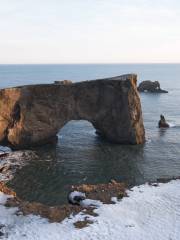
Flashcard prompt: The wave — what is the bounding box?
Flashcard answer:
[168,122,176,127]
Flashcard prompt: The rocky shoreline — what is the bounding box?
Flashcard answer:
[0,149,127,226]
[1,151,180,229]
[1,178,179,239]
[1,176,180,232]
[1,148,180,232]
[1,179,127,227]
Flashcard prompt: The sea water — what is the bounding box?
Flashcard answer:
[0,64,180,205]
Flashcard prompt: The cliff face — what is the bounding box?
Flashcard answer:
[0,74,145,149]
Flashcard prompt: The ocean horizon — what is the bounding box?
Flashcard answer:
[0,63,180,89]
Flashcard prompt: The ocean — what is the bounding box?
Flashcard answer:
[0,63,180,205]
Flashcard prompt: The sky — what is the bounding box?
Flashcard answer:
[0,0,180,64]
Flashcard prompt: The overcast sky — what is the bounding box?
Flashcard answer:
[0,0,180,64]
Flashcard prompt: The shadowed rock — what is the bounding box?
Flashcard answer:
[158,115,169,128]
[0,74,145,149]
[138,80,168,93]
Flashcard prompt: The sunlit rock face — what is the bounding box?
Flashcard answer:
[0,74,145,149]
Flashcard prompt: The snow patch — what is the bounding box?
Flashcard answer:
[68,191,86,204]
[80,199,102,207]
[0,180,180,240]
[68,191,102,207]
[0,192,10,205]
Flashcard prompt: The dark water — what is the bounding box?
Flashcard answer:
[1,64,180,205]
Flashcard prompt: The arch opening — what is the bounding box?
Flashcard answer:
[57,120,99,147]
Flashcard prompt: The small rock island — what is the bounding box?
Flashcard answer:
[0,74,145,149]
[158,115,170,128]
[138,80,168,93]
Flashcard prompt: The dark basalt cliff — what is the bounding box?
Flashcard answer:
[0,74,145,149]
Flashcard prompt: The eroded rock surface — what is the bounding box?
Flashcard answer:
[138,80,168,93]
[0,74,145,149]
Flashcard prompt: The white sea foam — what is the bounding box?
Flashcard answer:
[168,121,176,127]
[0,180,180,240]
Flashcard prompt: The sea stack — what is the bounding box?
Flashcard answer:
[158,115,169,128]
[138,80,168,93]
[0,74,145,149]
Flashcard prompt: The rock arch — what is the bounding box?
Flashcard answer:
[0,74,145,149]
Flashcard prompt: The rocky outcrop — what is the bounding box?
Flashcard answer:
[138,80,168,93]
[158,115,169,128]
[0,74,145,149]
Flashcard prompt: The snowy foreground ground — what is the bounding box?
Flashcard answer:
[0,180,180,240]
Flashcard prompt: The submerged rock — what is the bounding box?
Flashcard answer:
[0,74,145,149]
[138,80,168,93]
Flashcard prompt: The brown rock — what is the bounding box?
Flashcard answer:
[72,181,127,204]
[73,219,94,229]
[0,74,145,149]
[158,115,169,128]
[0,181,16,196]
[5,197,84,222]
